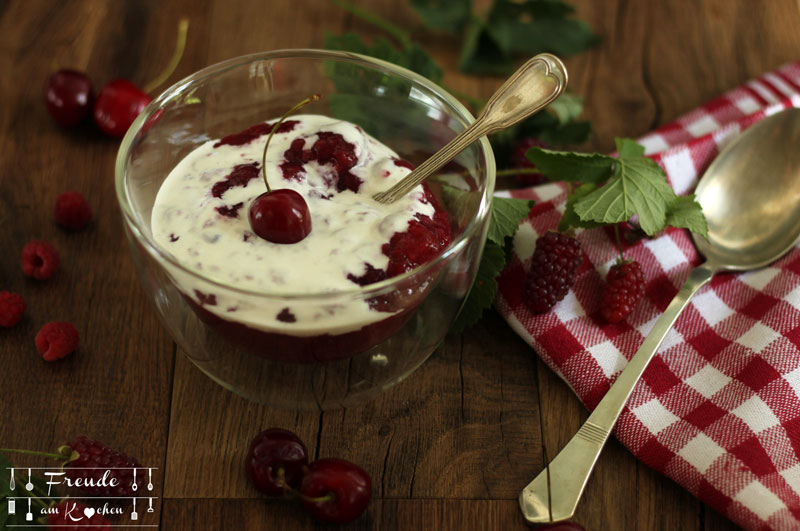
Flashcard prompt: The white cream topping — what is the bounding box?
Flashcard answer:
[151,114,434,336]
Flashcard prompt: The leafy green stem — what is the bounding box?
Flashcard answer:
[496,168,541,178]
[14,474,49,509]
[0,448,65,460]
[331,0,413,49]
[613,223,625,262]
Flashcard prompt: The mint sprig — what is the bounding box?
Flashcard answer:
[526,139,709,237]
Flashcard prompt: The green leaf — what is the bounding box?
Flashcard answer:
[459,18,515,76]
[485,0,600,59]
[538,120,592,147]
[0,500,9,529]
[325,32,442,84]
[573,138,677,235]
[405,43,443,83]
[546,92,584,125]
[666,194,708,237]
[488,196,534,246]
[525,148,614,183]
[439,182,482,230]
[411,0,471,32]
[558,182,604,232]
[616,137,645,159]
[450,241,506,333]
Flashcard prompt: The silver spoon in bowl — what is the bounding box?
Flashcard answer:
[373,53,568,204]
[519,107,800,523]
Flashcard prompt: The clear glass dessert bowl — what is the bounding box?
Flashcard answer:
[115,49,495,409]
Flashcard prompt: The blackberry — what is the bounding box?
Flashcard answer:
[601,260,645,323]
[524,231,583,313]
[63,436,143,497]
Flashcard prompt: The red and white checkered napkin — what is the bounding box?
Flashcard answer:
[496,61,800,530]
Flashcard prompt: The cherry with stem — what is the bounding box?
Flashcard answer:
[248,94,320,244]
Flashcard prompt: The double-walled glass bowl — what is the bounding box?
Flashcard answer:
[116,49,495,409]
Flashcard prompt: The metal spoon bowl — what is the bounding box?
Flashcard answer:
[695,108,800,270]
[519,107,800,523]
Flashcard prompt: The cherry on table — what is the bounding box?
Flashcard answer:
[93,79,152,138]
[246,428,309,496]
[248,189,312,244]
[299,458,371,524]
[44,69,93,127]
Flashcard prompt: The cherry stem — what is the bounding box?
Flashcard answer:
[143,18,190,94]
[0,448,66,460]
[260,94,321,193]
[300,492,336,504]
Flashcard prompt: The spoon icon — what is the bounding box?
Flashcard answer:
[374,53,567,204]
[519,107,800,523]
[25,469,33,491]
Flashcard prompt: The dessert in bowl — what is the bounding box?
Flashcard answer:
[116,49,495,409]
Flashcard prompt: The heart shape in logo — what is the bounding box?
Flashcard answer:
[83,507,96,519]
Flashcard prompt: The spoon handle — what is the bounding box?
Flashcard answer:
[519,264,716,524]
[373,53,567,204]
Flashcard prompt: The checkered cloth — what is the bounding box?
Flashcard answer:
[496,61,800,530]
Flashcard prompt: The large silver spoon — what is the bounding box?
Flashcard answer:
[519,107,800,523]
[374,53,567,204]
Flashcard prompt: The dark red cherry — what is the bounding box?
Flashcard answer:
[44,69,94,127]
[93,79,152,138]
[245,428,308,496]
[299,458,371,524]
[248,189,312,244]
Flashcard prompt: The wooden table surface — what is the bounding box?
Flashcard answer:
[2,1,800,529]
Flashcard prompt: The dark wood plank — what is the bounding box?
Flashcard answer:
[161,499,529,530]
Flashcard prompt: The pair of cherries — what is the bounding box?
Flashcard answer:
[246,428,371,524]
[45,69,151,138]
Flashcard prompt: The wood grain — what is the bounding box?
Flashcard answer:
[3,0,800,529]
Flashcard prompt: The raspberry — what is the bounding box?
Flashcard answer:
[35,322,79,361]
[0,291,26,327]
[214,120,299,147]
[601,260,645,323]
[511,137,549,186]
[62,436,143,497]
[383,186,451,278]
[54,191,93,231]
[280,131,362,191]
[524,231,583,313]
[21,240,60,280]
[47,500,112,530]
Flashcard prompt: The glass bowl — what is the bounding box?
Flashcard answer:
[115,49,495,409]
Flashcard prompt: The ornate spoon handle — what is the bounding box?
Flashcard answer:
[373,53,568,204]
